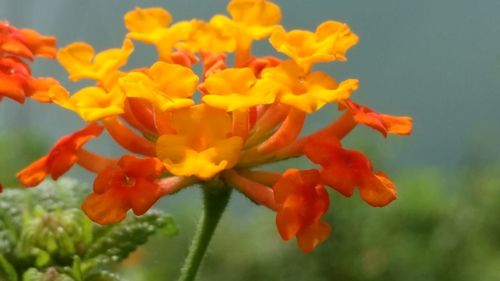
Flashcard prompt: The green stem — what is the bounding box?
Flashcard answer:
[177,183,232,281]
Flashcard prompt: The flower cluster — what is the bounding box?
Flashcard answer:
[0,21,57,103]
[17,0,412,252]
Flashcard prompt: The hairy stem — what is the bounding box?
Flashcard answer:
[177,184,232,281]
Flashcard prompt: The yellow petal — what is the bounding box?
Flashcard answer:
[156,135,242,180]
[149,62,199,98]
[49,85,77,111]
[57,39,134,82]
[228,0,282,39]
[269,21,358,71]
[202,68,256,95]
[201,68,276,111]
[124,7,172,34]
[119,63,197,111]
[262,61,357,112]
[71,86,126,121]
[170,104,232,142]
[177,18,237,53]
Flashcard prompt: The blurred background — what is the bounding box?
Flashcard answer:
[1,0,500,280]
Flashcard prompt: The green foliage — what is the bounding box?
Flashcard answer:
[84,211,171,268]
[0,179,175,281]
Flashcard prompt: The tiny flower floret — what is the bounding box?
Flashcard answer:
[305,136,397,207]
[274,169,331,253]
[156,104,243,180]
[0,22,57,103]
[17,123,103,187]
[342,99,413,137]
[49,85,126,122]
[261,60,359,113]
[119,61,198,111]
[82,154,165,224]
[201,67,276,111]
[270,21,358,71]
[226,0,282,40]
[57,39,134,82]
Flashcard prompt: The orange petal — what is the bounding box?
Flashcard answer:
[358,172,397,207]
[16,156,49,187]
[296,221,332,253]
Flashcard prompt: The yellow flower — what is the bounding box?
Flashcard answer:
[124,7,172,41]
[226,0,282,40]
[270,21,358,71]
[119,61,198,111]
[57,39,134,82]
[49,85,125,121]
[156,104,243,180]
[177,18,237,54]
[124,7,191,61]
[201,68,276,111]
[261,61,359,113]
[203,0,282,66]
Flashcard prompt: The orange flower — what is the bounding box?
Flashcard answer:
[304,136,397,207]
[0,22,57,103]
[17,123,103,187]
[81,154,165,224]
[273,169,331,253]
[0,21,56,59]
[342,99,413,137]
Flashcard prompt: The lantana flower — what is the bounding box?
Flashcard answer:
[18,0,413,255]
[0,21,57,103]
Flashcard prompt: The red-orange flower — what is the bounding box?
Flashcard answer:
[0,56,57,103]
[16,123,103,187]
[81,154,165,224]
[342,99,413,137]
[0,21,56,59]
[273,169,331,253]
[0,21,57,103]
[304,136,396,207]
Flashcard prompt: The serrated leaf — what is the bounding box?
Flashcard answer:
[84,211,172,266]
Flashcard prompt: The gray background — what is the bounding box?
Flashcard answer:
[1,0,499,171]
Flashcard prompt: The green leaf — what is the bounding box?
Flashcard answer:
[0,255,18,281]
[71,257,83,281]
[84,211,173,266]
